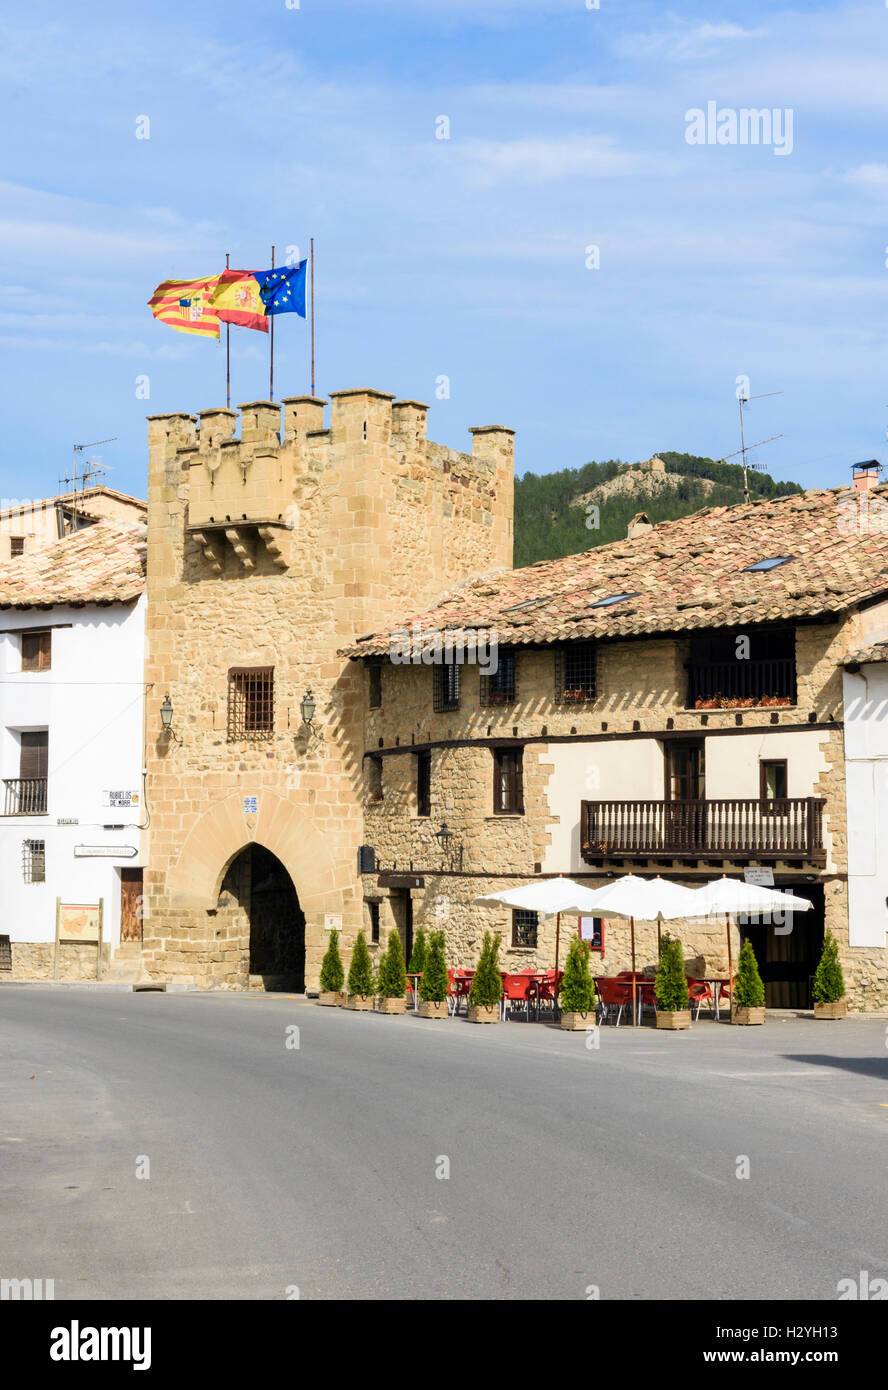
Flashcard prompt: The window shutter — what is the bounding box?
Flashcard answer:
[20,732,48,780]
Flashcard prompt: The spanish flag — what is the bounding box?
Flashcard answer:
[211,269,269,333]
[148,275,223,339]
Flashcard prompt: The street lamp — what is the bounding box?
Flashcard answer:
[300,689,316,725]
[160,694,174,729]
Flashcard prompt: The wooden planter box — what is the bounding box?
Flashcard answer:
[656,1010,692,1030]
[561,1010,596,1031]
[317,991,340,1007]
[347,994,374,1012]
[813,999,847,1019]
[468,1004,500,1025]
[376,996,407,1015]
[418,999,449,1019]
[732,1006,766,1025]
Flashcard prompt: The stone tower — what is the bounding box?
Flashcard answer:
[141,390,514,990]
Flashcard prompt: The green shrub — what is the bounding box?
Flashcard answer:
[378,930,407,999]
[319,928,344,993]
[655,934,690,1011]
[407,929,427,976]
[733,938,766,1009]
[560,936,596,1013]
[347,931,375,997]
[469,932,503,1008]
[812,929,845,1004]
[420,930,449,1003]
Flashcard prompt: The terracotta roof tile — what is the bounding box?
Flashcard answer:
[0,519,146,610]
[342,484,888,656]
[843,642,888,665]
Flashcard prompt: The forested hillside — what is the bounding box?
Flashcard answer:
[513,451,804,568]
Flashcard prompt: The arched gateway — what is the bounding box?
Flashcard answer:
[219,845,305,990]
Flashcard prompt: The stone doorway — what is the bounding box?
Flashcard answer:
[218,845,306,991]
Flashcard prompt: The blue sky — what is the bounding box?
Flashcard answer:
[1,0,887,503]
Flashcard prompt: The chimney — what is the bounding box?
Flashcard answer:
[628,510,653,539]
[852,460,881,494]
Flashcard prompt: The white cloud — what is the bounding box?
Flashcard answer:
[458,135,669,184]
[845,163,888,188]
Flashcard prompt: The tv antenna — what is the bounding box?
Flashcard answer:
[728,390,783,502]
[60,437,117,531]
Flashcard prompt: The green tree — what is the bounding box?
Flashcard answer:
[559,935,596,1013]
[733,938,766,1009]
[319,928,344,993]
[407,929,427,976]
[420,930,449,1003]
[655,934,690,1011]
[469,931,503,1008]
[378,930,407,999]
[812,929,845,1004]
[347,931,375,997]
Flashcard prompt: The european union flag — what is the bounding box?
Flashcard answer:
[254,260,307,318]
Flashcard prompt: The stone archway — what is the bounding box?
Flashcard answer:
[218,845,306,991]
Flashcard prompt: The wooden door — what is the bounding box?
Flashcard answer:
[665,743,705,851]
[120,868,143,942]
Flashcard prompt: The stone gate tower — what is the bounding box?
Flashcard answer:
[141,390,514,990]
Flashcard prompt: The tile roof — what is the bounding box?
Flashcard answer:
[0,520,146,610]
[0,485,146,520]
[842,642,888,666]
[342,484,888,656]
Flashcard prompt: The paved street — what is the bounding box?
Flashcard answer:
[2,987,887,1301]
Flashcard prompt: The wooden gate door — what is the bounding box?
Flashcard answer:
[120,868,143,942]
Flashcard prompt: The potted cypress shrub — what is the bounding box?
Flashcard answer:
[418,930,449,1019]
[655,934,691,1029]
[468,932,502,1024]
[376,930,408,1014]
[559,936,597,1030]
[318,928,345,1006]
[812,929,847,1019]
[732,938,766,1024]
[346,931,376,1011]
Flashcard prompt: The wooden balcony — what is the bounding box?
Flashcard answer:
[580,798,825,864]
[2,778,47,816]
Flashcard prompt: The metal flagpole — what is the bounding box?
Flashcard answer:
[310,237,316,398]
[269,244,275,401]
[225,251,230,409]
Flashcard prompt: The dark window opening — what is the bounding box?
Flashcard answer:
[22,839,45,883]
[21,631,51,672]
[227,667,274,740]
[512,909,538,948]
[688,627,796,708]
[433,662,460,712]
[368,900,380,944]
[555,643,596,703]
[0,935,11,970]
[10,537,24,558]
[368,661,382,709]
[494,746,524,814]
[415,751,431,817]
[366,755,383,803]
[480,651,516,707]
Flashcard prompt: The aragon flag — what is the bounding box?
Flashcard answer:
[211,269,269,333]
[148,275,222,339]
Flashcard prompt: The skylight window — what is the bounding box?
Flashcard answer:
[589,592,639,609]
[502,597,548,613]
[742,556,794,573]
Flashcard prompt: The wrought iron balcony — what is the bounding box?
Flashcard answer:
[580,797,825,863]
[687,657,796,708]
[3,779,48,816]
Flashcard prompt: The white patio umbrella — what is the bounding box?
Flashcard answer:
[691,876,813,1002]
[473,876,602,978]
[583,875,702,1025]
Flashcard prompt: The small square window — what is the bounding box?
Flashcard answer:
[22,839,45,883]
[480,651,516,707]
[10,536,24,558]
[433,663,460,712]
[512,909,538,949]
[555,643,596,703]
[21,631,51,672]
[227,667,274,740]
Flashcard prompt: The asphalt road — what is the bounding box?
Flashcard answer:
[2,987,887,1300]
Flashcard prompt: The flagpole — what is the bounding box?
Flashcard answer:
[225,251,230,409]
[269,244,275,401]
[310,237,316,398]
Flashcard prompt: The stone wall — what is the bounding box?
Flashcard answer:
[0,942,111,982]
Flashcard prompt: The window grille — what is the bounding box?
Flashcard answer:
[480,651,516,707]
[433,662,460,712]
[22,839,45,883]
[0,936,10,970]
[512,909,538,949]
[227,667,274,740]
[555,643,596,703]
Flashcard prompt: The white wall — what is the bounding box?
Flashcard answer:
[0,598,145,947]
[843,663,888,948]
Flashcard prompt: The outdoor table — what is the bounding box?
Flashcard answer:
[701,978,730,1021]
[406,972,422,1013]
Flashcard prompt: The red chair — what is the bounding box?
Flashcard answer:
[686,977,714,1021]
[447,969,472,1016]
[536,970,563,1017]
[501,973,535,1022]
[718,980,732,1019]
[596,977,634,1027]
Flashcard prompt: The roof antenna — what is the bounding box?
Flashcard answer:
[60,438,117,533]
[720,387,783,503]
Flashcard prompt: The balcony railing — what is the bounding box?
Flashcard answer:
[3,779,48,816]
[580,798,825,862]
[688,658,796,707]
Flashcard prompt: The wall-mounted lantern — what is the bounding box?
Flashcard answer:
[300,689,316,725]
[160,694,174,729]
[435,820,464,873]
